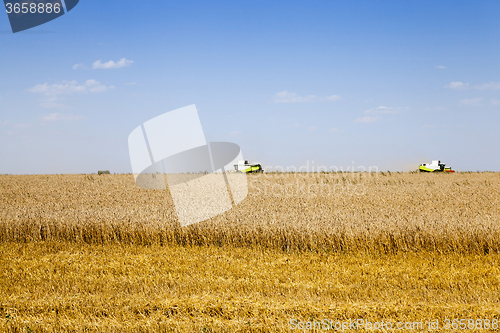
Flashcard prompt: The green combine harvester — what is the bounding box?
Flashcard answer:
[234,160,263,173]
[419,160,455,172]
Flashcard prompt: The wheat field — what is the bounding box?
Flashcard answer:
[0,172,499,332]
[1,172,500,253]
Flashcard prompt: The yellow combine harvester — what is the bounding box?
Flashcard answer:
[419,160,455,172]
[234,160,263,173]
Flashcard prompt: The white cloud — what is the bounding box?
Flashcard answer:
[445,81,500,91]
[491,98,500,105]
[364,106,399,115]
[325,95,341,101]
[459,97,482,106]
[307,126,316,131]
[273,91,340,103]
[41,113,85,122]
[445,81,469,90]
[330,127,341,133]
[30,80,114,96]
[125,82,137,86]
[475,82,500,90]
[354,116,380,123]
[354,105,403,124]
[436,65,446,69]
[85,79,112,93]
[72,63,84,70]
[0,120,10,126]
[274,91,314,103]
[39,96,68,109]
[92,58,133,69]
[30,80,115,108]
[30,81,84,96]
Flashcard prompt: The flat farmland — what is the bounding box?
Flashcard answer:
[0,173,499,332]
[1,172,500,253]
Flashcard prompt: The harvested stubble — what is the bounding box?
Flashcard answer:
[1,172,499,254]
[0,242,499,332]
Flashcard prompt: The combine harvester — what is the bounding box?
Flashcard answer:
[419,160,455,173]
[234,160,263,173]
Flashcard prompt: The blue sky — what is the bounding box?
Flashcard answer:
[1,0,499,174]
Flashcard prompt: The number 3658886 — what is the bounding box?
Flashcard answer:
[5,2,61,14]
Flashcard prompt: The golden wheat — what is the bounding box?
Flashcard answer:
[1,242,499,332]
[1,173,500,332]
[1,172,499,253]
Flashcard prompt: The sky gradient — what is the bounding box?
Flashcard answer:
[1,0,499,174]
